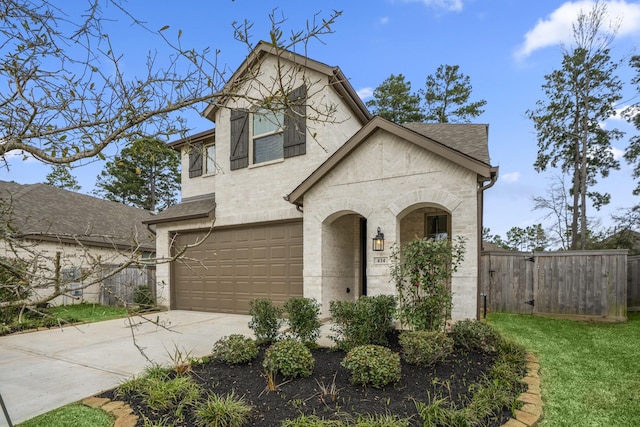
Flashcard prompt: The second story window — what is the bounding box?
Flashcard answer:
[229,84,307,171]
[205,144,216,174]
[253,108,284,164]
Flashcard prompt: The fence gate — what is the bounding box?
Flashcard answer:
[481,251,534,314]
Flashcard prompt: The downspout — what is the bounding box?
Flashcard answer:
[477,167,498,320]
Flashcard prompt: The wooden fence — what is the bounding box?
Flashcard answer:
[628,256,640,312]
[480,250,627,321]
[100,265,156,306]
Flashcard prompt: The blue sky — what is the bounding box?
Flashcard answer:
[2,0,640,242]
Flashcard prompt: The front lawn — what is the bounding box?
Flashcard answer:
[488,312,640,426]
[0,303,128,336]
[17,403,113,427]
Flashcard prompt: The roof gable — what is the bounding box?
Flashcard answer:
[0,181,155,250]
[202,41,371,124]
[286,117,497,206]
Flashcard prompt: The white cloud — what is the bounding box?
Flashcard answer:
[610,146,625,160]
[380,16,390,25]
[400,0,463,12]
[357,87,373,100]
[515,1,640,60]
[501,172,520,183]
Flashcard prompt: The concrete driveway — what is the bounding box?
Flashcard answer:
[0,311,255,426]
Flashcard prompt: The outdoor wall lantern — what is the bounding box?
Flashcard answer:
[372,227,385,251]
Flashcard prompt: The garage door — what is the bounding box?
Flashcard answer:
[172,221,303,313]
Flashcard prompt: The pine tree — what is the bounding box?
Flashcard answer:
[365,74,424,123]
[94,138,180,212]
[44,165,81,191]
[422,64,486,123]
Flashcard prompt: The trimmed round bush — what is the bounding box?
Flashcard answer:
[399,330,453,366]
[263,339,314,378]
[341,345,401,388]
[212,334,258,365]
[449,319,502,353]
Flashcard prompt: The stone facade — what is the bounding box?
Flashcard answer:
[153,44,495,319]
[301,129,480,319]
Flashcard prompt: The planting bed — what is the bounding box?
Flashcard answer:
[100,332,524,426]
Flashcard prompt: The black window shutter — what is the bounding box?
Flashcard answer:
[283,84,307,158]
[189,143,203,178]
[230,110,249,170]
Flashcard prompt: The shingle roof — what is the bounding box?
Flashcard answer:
[402,123,490,165]
[0,181,155,251]
[142,193,215,225]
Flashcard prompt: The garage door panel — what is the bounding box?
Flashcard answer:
[172,222,302,314]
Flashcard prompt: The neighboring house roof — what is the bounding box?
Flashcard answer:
[0,181,155,251]
[286,116,498,206]
[202,41,372,125]
[142,193,216,225]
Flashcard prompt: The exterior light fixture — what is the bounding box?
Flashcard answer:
[372,227,384,251]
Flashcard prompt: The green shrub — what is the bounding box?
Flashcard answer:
[399,330,453,366]
[195,391,253,427]
[117,366,201,418]
[283,297,321,346]
[0,256,31,324]
[390,237,466,331]
[329,295,396,351]
[133,285,155,310]
[341,344,401,388]
[212,334,258,365]
[263,338,314,378]
[248,299,284,344]
[449,319,501,353]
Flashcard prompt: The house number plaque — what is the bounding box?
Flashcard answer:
[373,257,388,264]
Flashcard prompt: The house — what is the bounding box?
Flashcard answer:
[0,180,155,306]
[145,42,498,320]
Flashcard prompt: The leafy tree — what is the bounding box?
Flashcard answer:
[505,224,549,252]
[0,1,342,321]
[94,138,180,212]
[526,2,623,250]
[44,165,81,191]
[0,1,341,165]
[482,227,510,250]
[484,226,549,252]
[365,74,424,123]
[623,55,640,194]
[421,64,486,123]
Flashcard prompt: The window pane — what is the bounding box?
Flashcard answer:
[254,133,283,163]
[426,215,448,240]
[205,144,216,174]
[253,109,283,136]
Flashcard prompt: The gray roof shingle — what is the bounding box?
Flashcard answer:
[0,181,155,251]
[401,123,490,165]
[142,193,215,225]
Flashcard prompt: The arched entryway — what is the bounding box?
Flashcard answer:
[321,212,369,308]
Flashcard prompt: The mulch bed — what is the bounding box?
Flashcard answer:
[100,333,520,426]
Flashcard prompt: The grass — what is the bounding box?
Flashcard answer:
[17,403,113,427]
[1,303,129,335]
[47,303,128,323]
[487,312,640,427]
